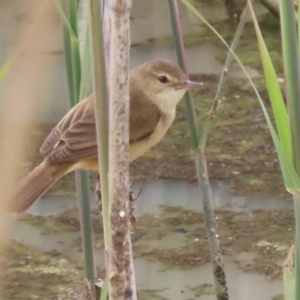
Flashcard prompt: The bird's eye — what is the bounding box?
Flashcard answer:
[158,75,168,84]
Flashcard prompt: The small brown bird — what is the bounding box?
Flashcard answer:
[5,59,200,213]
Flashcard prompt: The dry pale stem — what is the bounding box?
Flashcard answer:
[107,0,135,299]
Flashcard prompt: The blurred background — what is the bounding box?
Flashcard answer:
[0,0,265,122]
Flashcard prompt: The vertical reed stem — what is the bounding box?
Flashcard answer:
[107,0,136,299]
[280,1,300,297]
[88,0,110,251]
[60,1,96,297]
[294,193,300,299]
[168,1,228,299]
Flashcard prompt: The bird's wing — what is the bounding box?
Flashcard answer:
[129,82,161,143]
[40,82,161,164]
[41,95,98,164]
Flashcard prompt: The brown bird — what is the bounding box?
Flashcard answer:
[5,59,200,213]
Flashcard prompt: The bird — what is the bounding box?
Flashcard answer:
[5,59,201,213]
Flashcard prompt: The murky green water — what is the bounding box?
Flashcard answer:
[6,179,290,300]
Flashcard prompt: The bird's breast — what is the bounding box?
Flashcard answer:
[129,109,176,162]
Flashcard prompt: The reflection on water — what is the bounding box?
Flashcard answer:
[24,179,293,216]
[134,258,283,300]
[134,179,293,214]
[11,221,79,253]
[9,179,289,300]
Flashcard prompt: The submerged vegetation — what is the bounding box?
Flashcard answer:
[19,205,294,279]
[0,241,83,300]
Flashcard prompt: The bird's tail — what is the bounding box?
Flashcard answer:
[4,162,71,213]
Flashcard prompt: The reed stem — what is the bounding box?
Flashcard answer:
[168,1,228,299]
[60,0,96,297]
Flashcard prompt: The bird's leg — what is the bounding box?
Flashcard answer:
[129,184,136,226]
[94,173,102,211]
[84,277,103,300]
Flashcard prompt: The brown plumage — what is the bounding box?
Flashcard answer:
[5,59,199,213]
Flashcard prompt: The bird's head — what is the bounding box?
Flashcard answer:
[131,59,201,112]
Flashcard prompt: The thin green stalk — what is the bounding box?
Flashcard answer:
[0,50,19,82]
[55,0,78,40]
[88,0,110,250]
[75,171,95,296]
[168,1,228,299]
[167,0,198,149]
[78,0,93,99]
[100,277,109,300]
[294,193,300,300]
[280,0,300,173]
[69,0,81,103]
[60,0,75,105]
[69,0,78,36]
[87,1,111,299]
[298,0,300,63]
[207,2,253,146]
[283,247,296,300]
[212,1,253,118]
[195,147,228,299]
[59,1,96,298]
[280,1,300,298]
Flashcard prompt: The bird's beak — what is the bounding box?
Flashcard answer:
[174,80,203,90]
[185,80,203,89]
